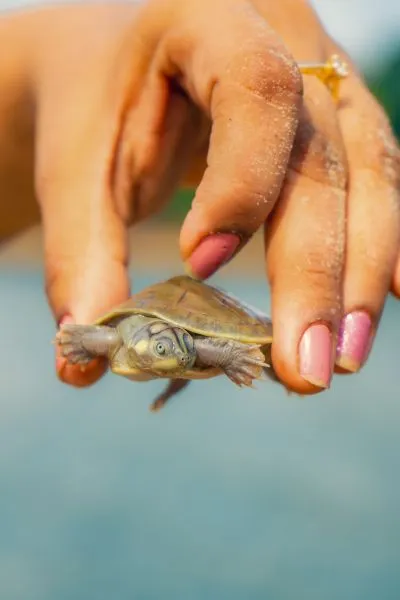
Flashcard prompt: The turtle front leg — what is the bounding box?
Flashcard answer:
[56,324,121,365]
[194,337,266,387]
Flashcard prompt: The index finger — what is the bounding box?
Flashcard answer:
[140,0,303,276]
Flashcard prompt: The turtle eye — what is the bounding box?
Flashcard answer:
[155,342,166,356]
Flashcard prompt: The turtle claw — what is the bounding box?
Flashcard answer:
[56,325,95,365]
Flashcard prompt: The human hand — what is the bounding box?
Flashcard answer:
[1,1,398,393]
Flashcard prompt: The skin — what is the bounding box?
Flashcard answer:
[1,1,399,395]
[56,315,269,409]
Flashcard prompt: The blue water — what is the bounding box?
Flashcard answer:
[1,269,399,600]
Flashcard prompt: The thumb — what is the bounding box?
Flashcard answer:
[35,82,130,387]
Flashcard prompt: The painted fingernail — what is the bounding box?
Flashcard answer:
[185,233,241,280]
[336,311,372,372]
[299,323,333,388]
[57,313,74,328]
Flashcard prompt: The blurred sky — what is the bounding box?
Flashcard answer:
[1,0,399,73]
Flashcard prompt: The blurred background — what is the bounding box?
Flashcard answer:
[1,1,399,599]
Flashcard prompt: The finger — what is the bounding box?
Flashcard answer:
[144,0,303,278]
[35,73,131,387]
[265,76,348,394]
[112,77,206,225]
[331,65,400,373]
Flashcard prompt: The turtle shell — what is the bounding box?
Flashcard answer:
[95,275,273,344]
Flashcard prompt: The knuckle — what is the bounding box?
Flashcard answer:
[352,216,398,282]
[231,187,271,225]
[227,174,279,213]
[223,36,303,103]
[291,105,348,190]
[238,51,303,103]
[300,253,342,290]
[289,236,344,299]
[291,132,348,190]
[194,180,270,234]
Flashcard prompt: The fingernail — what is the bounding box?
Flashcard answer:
[336,311,372,372]
[185,233,241,280]
[299,323,333,388]
[57,313,74,328]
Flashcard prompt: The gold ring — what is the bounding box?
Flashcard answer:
[298,54,349,101]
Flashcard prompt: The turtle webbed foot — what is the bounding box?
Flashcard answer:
[224,344,266,388]
[194,338,267,388]
[56,324,101,365]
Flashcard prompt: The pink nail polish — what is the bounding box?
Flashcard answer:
[299,323,333,388]
[57,314,74,328]
[336,311,372,372]
[185,233,241,280]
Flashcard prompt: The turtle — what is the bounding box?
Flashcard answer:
[55,275,278,411]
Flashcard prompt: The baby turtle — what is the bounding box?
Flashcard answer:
[56,275,278,411]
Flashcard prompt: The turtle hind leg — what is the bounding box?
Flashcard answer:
[55,324,120,365]
[194,337,266,388]
[150,379,190,412]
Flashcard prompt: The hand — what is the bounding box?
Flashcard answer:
[0,1,398,393]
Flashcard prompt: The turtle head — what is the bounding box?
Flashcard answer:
[129,319,196,374]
